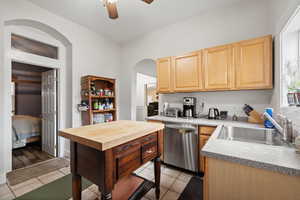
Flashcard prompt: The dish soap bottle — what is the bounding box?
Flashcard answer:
[264,108,274,128]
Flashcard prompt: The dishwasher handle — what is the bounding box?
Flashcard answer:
[165,124,197,131]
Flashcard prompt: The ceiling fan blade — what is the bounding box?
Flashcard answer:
[141,0,154,4]
[105,1,118,19]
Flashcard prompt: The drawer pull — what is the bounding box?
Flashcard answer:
[144,137,153,142]
[121,144,133,151]
[146,150,154,154]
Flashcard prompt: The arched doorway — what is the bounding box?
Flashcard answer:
[1,19,73,183]
[133,59,157,121]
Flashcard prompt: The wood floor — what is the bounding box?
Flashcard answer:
[12,143,53,170]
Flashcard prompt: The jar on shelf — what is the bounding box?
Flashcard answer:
[93,101,99,110]
[99,89,104,96]
[104,89,112,96]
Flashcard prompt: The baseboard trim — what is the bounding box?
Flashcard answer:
[0,173,6,184]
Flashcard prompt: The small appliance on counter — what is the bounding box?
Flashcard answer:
[183,97,196,118]
[208,108,220,119]
[219,111,228,120]
[165,107,181,118]
[162,102,169,116]
[147,102,158,117]
[243,104,263,124]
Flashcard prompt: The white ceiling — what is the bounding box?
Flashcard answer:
[28,0,244,44]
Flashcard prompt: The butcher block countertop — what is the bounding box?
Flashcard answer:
[59,120,165,151]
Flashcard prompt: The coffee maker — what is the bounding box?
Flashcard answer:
[183,97,196,118]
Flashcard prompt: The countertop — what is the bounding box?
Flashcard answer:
[147,115,300,176]
[59,120,164,151]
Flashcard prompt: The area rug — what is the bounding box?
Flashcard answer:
[178,176,203,200]
[14,173,155,200]
[7,158,69,186]
[14,174,92,200]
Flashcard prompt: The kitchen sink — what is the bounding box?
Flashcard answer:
[218,126,285,146]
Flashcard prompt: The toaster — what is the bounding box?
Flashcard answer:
[165,108,181,118]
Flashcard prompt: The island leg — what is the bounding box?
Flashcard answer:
[71,141,82,200]
[72,174,82,200]
[154,157,161,200]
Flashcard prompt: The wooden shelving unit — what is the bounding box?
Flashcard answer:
[81,75,116,125]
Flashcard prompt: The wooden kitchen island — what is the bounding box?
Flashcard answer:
[59,120,164,200]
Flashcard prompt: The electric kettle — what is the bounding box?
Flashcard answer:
[208,108,220,119]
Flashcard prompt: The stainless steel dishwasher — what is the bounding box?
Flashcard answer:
[164,122,198,172]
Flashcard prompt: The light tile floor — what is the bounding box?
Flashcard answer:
[1,162,195,200]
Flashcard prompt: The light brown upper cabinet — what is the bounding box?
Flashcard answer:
[172,52,203,92]
[156,57,172,93]
[203,45,234,90]
[234,35,273,89]
[156,35,273,93]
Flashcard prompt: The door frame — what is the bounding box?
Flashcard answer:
[4,25,66,173]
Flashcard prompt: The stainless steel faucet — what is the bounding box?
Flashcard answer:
[263,112,294,144]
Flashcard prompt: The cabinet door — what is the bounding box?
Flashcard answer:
[199,135,210,173]
[172,52,203,92]
[203,45,234,90]
[156,57,172,93]
[235,35,272,89]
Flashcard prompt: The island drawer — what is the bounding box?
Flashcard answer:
[113,132,159,180]
[141,133,157,144]
[142,141,157,163]
[113,141,141,157]
[116,150,142,179]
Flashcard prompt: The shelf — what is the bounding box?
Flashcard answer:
[91,96,115,99]
[81,75,116,126]
[92,109,116,113]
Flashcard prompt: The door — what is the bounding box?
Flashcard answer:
[172,52,203,92]
[42,70,57,156]
[203,45,234,90]
[156,57,172,93]
[235,35,272,89]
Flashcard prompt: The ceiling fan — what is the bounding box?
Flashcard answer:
[102,0,155,19]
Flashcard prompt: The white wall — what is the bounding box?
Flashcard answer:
[0,0,121,184]
[135,60,156,77]
[119,0,273,120]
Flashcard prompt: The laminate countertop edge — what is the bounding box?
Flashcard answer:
[201,125,300,176]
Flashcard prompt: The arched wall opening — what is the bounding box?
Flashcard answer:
[132,59,157,121]
[0,19,73,183]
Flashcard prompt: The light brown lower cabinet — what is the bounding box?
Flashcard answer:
[199,126,216,173]
[199,135,210,173]
[204,157,300,200]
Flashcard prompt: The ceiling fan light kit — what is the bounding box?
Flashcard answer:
[102,0,155,19]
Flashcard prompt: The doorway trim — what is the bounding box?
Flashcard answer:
[2,24,66,181]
